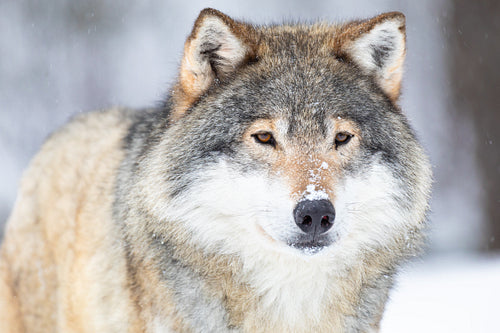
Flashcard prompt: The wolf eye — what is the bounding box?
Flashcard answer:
[335,132,352,148]
[252,132,276,147]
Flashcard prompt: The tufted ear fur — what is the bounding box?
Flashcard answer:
[338,12,406,102]
[172,8,257,120]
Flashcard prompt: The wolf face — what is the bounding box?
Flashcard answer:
[130,9,431,264]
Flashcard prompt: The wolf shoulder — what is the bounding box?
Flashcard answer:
[0,107,149,333]
[2,106,142,250]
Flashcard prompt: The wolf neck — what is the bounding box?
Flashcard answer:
[234,249,388,332]
[153,240,391,332]
[240,251,342,331]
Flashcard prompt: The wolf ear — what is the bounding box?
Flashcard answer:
[339,12,406,102]
[172,8,256,120]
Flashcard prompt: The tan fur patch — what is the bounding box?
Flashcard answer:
[243,117,360,203]
[383,49,406,101]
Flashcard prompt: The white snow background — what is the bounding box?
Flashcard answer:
[0,1,498,332]
[381,255,500,332]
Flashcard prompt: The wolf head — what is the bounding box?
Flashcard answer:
[133,9,431,263]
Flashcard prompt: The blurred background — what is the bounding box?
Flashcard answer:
[0,0,498,331]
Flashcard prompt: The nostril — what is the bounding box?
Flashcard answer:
[303,215,312,226]
[321,215,331,228]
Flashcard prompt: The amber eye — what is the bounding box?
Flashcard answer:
[256,133,272,143]
[335,132,352,148]
[252,132,276,147]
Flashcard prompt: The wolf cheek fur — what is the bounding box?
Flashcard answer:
[0,8,432,333]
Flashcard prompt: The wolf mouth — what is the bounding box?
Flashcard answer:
[256,224,333,253]
[287,235,333,254]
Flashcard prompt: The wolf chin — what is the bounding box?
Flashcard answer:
[0,8,432,333]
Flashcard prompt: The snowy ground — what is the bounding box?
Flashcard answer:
[380,254,500,332]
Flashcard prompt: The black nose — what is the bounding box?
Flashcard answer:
[293,199,335,236]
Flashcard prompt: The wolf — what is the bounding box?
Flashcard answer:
[0,8,432,333]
